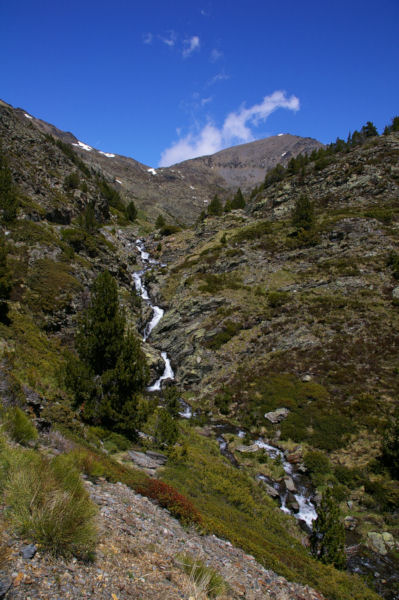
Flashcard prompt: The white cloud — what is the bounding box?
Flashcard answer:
[143,32,153,44]
[159,31,176,47]
[183,36,200,58]
[201,96,213,106]
[207,71,230,86]
[159,91,300,167]
[210,49,223,62]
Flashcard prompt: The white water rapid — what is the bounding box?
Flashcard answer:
[255,439,317,528]
[133,240,174,391]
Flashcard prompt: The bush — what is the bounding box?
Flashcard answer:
[126,201,137,222]
[292,195,315,232]
[0,447,97,558]
[177,552,227,598]
[268,291,289,308]
[5,408,38,445]
[63,171,80,191]
[304,450,331,477]
[137,479,202,526]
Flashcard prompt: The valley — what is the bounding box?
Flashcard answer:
[0,99,398,600]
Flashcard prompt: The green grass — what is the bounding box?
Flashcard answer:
[26,258,82,314]
[176,552,227,598]
[4,407,38,445]
[0,309,66,397]
[161,423,379,600]
[0,443,97,559]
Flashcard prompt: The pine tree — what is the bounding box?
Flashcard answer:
[207,195,223,216]
[0,153,18,223]
[292,195,315,232]
[310,489,346,569]
[381,411,399,479]
[71,271,148,436]
[126,201,137,222]
[361,121,378,138]
[231,188,245,209]
[155,214,166,229]
[0,236,12,323]
[76,271,125,375]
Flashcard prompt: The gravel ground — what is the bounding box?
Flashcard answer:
[0,478,326,600]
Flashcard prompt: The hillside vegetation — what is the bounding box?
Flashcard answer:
[0,101,398,599]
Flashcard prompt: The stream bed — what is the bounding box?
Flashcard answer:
[132,237,398,599]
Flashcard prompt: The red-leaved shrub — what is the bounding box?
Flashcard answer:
[138,479,202,526]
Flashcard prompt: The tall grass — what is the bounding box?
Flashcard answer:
[0,446,97,559]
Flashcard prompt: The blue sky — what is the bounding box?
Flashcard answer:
[1,0,398,167]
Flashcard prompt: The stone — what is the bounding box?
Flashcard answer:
[264,408,290,424]
[284,476,297,493]
[381,532,395,549]
[236,444,260,453]
[392,287,399,300]
[367,532,388,555]
[127,450,164,472]
[0,579,12,599]
[302,375,312,382]
[20,544,37,559]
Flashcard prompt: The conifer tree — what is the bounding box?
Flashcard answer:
[207,194,223,216]
[0,153,18,223]
[71,271,148,436]
[126,201,137,222]
[292,195,315,232]
[0,235,11,323]
[76,271,125,375]
[231,187,245,209]
[381,411,399,479]
[310,489,346,570]
[155,214,166,229]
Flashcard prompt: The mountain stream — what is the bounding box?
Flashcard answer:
[133,239,317,529]
[132,238,399,598]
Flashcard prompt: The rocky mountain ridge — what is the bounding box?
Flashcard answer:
[2,99,322,224]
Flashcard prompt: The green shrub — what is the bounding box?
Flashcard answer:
[205,320,242,350]
[0,447,97,558]
[334,465,366,489]
[229,220,272,244]
[63,171,80,191]
[304,450,331,477]
[176,552,227,598]
[268,291,289,308]
[5,407,38,445]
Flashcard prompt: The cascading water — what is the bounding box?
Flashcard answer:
[133,239,316,526]
[133,240,174,390]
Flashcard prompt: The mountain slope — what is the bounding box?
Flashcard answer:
[0,97,396,599]
[175,133,323,191]
[2,99,322,224]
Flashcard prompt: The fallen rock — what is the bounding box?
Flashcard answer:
[392,287,399,300]
[127,450,165,472]
[20,544,37,559]
[236,444,260,453]
[367,532,390,555]
[264,408,290,424]
[284,476,297,493]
